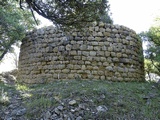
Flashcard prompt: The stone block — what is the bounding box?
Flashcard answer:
[97,32,103,36]
[70,51,77,55]
[66,44,72,50]
[105,51,110,57]
[95,37,101,41]
[90,51,97,56]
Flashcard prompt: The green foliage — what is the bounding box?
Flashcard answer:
[0,0,36,61]
[21,0,112,29]
[140,17,160,75]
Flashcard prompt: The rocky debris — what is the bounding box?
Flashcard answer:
[40,97,109,120]
[69,100,77,106]
[0,91,27,120]
[0,69,18,84]
[96,105,108,112]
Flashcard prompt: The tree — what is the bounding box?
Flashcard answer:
[0,0,36,61]
[20,0,112,29]
[140,17,160,76]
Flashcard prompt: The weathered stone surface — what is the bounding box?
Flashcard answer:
[18,23,145,83]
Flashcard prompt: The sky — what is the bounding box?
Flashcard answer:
[0,0,160,72]
[109,0,160,33]
[36,0,160,33]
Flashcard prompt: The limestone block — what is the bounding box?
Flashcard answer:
[100,28,105,32]
[88,74,94,79]
[92,42,99,46]
[105,51,110,57]
[106,28,111,32]
[98,62,102,66]
[115,72,121,77]
[106,66,113,71]
[98,71,104,75]
[85,61,91,65]
[93,66,99,70]
[103,32,111,37]
[108,47,113,51]
[113,58,119,62]
[103,62,109,66]
[90,51,97,56]
[122,54,128,58]
[72,32,77,36]
[71,40,76,44]
[95,37,101,41]
[70,51,77,55]
[53,47,58,52]
[62,69,70,73]
[101,46,107,51]
[80,45,87,50]
[58,46,65,51]
[55,70,61,73]
[130,41,135,46]
[92,71,98,75]
[98,42,103,46]
[93,57,100,61]
[77,60,84,65]
[74,65,81,70]
[58,64,65,70]
[126,36,133,40]
[68,74,75,79]
[74,56,81,60]
[99,22,105,27]
[82,51,89,56]
[67,64,73,69]
[77,51,82,55]
[89,26,94,31]
[97,32,103,36]
[117,53,122,58]
[93,31,97,36]
[75,37,81,41]
[107,57,112,63]
[100,57,106,62]
[94,76,99,79]
[86,65,93,70]
[97,51,104,56]
[95,26,99,31]
[87,46,93,50]
[112,29,118,33]
[111,52,116,57]
[88,37,94,41]
[117,67,124,72]
[82,56,87,60]
[66,44,72,51]
[87,56,93,61]
[94,46,101,51]
[82,65,86,70]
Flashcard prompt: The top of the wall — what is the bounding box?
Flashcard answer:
[26,22,137,37]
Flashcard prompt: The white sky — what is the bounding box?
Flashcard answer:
[0,0,160,72]
[109,0,160,33]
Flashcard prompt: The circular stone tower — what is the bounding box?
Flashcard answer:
[18,22,145,83]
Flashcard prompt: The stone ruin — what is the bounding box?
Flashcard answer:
[18,22,145,83]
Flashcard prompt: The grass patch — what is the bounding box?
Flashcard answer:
[0,82,15,105]
[1,80,160,119]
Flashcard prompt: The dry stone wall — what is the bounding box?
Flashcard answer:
[18,22,145,83]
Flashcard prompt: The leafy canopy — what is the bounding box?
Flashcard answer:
[0,0,36,61]
[140,16,160,75]
[20,0,112,29]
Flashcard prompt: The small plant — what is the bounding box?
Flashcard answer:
[0,88,9,105]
